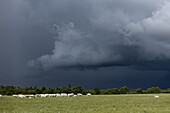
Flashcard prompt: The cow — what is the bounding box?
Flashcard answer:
[68,93,74,97]
[40,94,47,98]
[0,94,2,98]
[87,93,92,96]
[51,94,56,97]
[24,95,30,98]
[12,95,19,98]
[77,93,83,96]
[29,97,32,99]
[18,94,26,98]
[45,94,49,97]
[56,94,61,97]
[61,93,67,97]
[22,94,35,98]
[29,95,35,98]
[35,94,40,97]
[154,95,159,98]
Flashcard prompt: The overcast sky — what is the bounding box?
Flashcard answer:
[1,0,170,89]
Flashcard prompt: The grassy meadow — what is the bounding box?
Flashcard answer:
[1,94,170,113]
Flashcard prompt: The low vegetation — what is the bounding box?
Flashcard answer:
[1,94,170,113]
[0,85,170,95]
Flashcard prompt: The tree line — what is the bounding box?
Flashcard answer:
[0,85,170,95]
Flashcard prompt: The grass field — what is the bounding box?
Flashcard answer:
[1,94,170,113]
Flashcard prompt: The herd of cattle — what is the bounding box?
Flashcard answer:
[0,93,92,99]
[0,94,160,99]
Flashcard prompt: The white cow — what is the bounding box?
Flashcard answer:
[35,94,40,97]
[52,94,56,97]
[77,93,83,96]
[48,94,53,97]
[29,97,32,99]
[61,93,67,97]
[154,95,159,98]
[0,94,2,98]
[87,93,92,96]
[24,95,35,98]
[74,95,77,97]
[18,94,26,98]
[12,95,19,98]
[30,95,35,98]
[56,94,61,97]
[40,94,47,98]
[45,94,49,97]
[68,93,74,97]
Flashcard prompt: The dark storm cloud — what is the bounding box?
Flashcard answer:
[24,0,170,70]
[1,0,170,89]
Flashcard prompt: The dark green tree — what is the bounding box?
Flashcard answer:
[128,88,137,94]
[112,88,119,94]
[73,86,83,94]
[119,86,129,94]
[93,87,100,95]
[136,88,143,94]
[86,89,94,94]
[40,87,46,93]
[147,87,161,93]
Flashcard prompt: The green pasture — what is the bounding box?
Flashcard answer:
[0,94,170,113]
